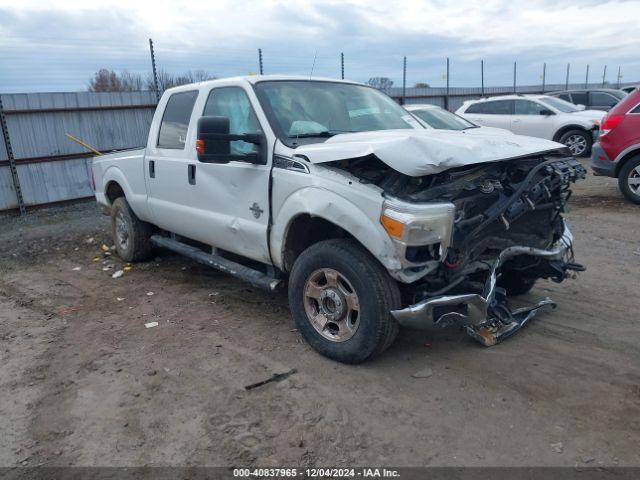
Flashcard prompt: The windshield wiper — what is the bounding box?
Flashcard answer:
[288,130,355,139]
[462,125,480,130]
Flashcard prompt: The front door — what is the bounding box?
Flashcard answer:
[189,86,272,264]
[511,99,556,139]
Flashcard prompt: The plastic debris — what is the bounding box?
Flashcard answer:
[145,321,158,328]
[123,266,132,272]
[93,256,101,262]
[101,244,110,252]
[72,267,81,271]
[550,442,564,453]
[116,297,125,302]
[146,292,154,296]
[112,270,124,279]
[86,237,95,244]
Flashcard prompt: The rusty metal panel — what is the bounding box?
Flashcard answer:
[16,157,94,206]
[0,166,18,210]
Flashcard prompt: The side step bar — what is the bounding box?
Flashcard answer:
[150,235,282,292]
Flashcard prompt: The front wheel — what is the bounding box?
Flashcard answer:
[618,155,640,204]
[558,129,592,157]
[288,239,401,364]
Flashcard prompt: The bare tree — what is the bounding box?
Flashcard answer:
[150,69,217,91]
[88,69,216,92]
[88,69,123,92]
[367,77,394,90]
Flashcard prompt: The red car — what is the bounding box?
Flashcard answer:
[591,89,640,203]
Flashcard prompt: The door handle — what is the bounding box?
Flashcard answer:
[188,164,196,185]
[148,160,155,178]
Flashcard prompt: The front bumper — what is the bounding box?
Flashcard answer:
[391,223,578,346]
[590,142,616,177]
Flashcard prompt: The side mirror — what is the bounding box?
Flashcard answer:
[196,116,264,164]
[539,109,554,116]
[576,104,586,111]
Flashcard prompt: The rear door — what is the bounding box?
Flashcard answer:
[511,99,556,139]
[187,86,272,263]
[145,90,200,236]
[589,92,620,111]
[464,100,514,130]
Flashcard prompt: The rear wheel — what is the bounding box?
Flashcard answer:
[288,239,400,364]
[618,155,640,204]
[559,129,592,157]
[497,270,537,296]
[110,197,154,262]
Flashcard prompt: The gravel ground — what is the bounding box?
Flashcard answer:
[1,163,639,468]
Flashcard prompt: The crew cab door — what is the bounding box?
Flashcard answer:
[511,99,556,139]
[188,86,272,263]
[145,89,200,236]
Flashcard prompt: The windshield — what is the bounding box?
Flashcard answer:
[539,96,580,113]
[253,81,421,146]
[410,107,476,130]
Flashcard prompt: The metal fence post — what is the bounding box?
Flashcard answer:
[445,57,450,110]
[0,95,26,215]
[341,52,345,80]
[602,65,607,87]
[585,64,590,88]
[258,48,264,75]
[481,59,484,97]
[617,66,622,88]
[541,63,546,92]
[402,56,407,105]
[513,61,517,93]
[148,38,160,102]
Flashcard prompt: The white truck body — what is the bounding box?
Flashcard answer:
[93,75,585,362]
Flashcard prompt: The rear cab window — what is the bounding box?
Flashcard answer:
[157,91,199,149]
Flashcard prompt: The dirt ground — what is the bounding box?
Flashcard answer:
[1,160,639,469]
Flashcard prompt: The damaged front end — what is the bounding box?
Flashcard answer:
[342,150,587,346]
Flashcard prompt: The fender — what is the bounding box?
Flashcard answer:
[101,165,153,222]
[270,186,403,274]
[553,123,594,142]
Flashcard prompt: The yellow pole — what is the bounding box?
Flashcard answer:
[65,133,102,156]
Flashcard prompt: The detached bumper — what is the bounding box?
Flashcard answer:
[590,142,616,177]
[391,223,579,346]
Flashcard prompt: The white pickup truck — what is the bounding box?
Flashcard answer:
[93,75,585,363]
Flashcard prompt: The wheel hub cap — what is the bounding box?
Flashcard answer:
[303,268,360,342]
[628,166,640,195]
[564,134,587,156]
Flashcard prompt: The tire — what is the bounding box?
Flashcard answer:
[558,129,592,157]
[618,155,640,205]
[497,270,537,296]
[288,239,401,364]
[110,197,154,262]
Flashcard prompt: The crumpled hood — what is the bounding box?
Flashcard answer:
[293,129,566,177]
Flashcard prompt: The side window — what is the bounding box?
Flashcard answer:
[571,92,588,105]
[631,104,640,114]
[515,100,547,115]
[465,102,486,114]
[590,92,618,107]
[483,100,513,115]
[203,87,262,156]
[559,94,571,102]
[157,91,198,149]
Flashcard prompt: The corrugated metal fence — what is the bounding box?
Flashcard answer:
[0,82,636,212]
[0,91,156,212]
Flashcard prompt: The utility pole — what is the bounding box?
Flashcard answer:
[602,65,607,87]
[445,57,450,110]
[513,61,517,93]
[617,66,622,88]
[402,56,407,105]
[341,52,344,80]
[565,63,570,90]
[481,59,484,97]
[585,64,590,88]
[148,38,160,102]
[258,48,264,75]
[541,63,546,92]
[0,95,25,215]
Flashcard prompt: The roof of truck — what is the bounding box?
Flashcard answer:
[165,75,364,93]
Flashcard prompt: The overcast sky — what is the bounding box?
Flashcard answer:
[1,0,639,93]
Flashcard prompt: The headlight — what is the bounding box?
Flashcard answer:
[380,200,455,249]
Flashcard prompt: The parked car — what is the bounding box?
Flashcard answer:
[547,88,627,111]
[620,86,638,94]
[404,104,512,135]
[456,95,605,157]
[92,76,585,363]
[590,88,640,203]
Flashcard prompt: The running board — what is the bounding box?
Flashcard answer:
[150,235,282,292]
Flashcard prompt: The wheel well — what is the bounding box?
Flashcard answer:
[615,149,640,176]
[552,125,589,142]
[282,215,356,272]
[105,181,125,204]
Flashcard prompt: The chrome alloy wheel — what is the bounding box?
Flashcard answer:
[564,134,588,156]
[303,268,360,342]
[115,210,130,251]
[628,165,640,196]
